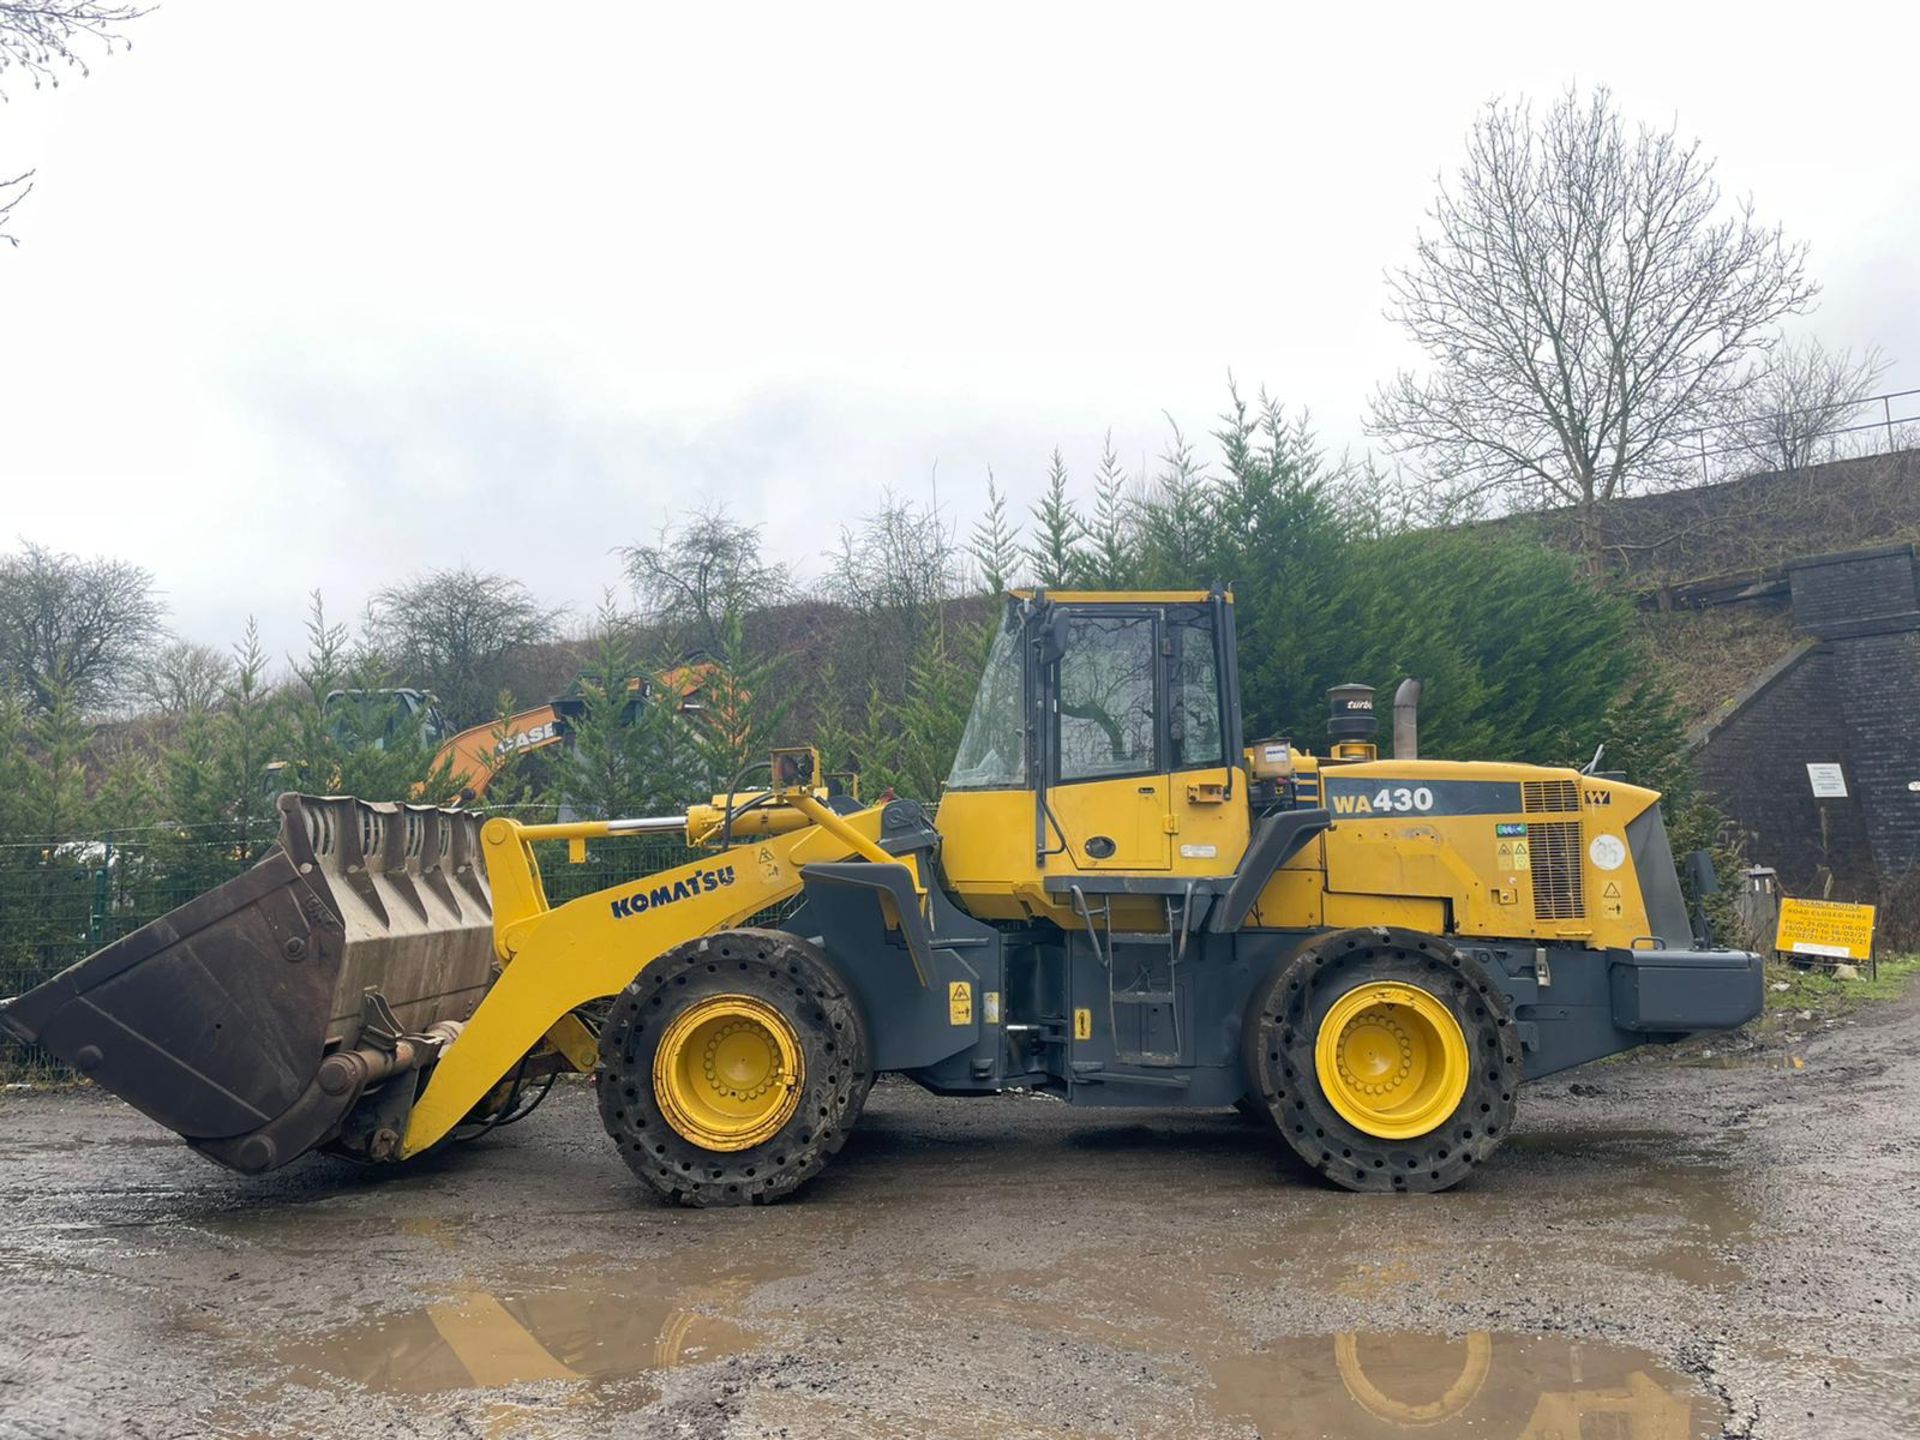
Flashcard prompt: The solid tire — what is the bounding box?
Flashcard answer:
[598,927,872,1207]
[1243,926,1521,1194]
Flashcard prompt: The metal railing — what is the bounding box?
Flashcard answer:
[1681,386,1920,482]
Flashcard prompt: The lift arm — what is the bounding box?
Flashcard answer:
[399,801,896,1156]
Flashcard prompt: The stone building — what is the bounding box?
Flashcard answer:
[1690,544,1920,901]
[1503,448,1920,906]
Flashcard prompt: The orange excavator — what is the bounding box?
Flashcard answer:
[434,700,566,802]
[393,662,740,802]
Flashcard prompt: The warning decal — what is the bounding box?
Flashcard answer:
[948,981,973,1026]
[1073,1007,1092,1041]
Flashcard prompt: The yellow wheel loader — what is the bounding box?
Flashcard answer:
[2,589,1764,1200]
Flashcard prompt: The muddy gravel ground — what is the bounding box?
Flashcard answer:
[2,986,1916,1440]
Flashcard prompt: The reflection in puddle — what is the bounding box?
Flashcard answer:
[278,1264,765,1398]
[1211,1331,1713,1439]
[216,1132,1740,1437]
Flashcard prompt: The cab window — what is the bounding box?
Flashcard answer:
[1057,614,1156,781]
[1168,615,1224,769]
[946,622,1026,790]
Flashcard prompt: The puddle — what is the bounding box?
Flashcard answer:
[188,1121,1749,1436]
[177,1248,796,1437]
[1210,1331,1717,1438]
[1499,1132,1756,1289]
[277,1264,768,1396]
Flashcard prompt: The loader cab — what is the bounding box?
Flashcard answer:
[937,589,1250,924]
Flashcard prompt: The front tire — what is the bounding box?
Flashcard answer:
[1244,927,1521,1193]
[598,928,872,1207]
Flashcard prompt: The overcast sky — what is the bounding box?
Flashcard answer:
[2,2,1915,661]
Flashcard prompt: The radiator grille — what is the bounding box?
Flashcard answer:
[1529,821,1585,920]
[1523,778,1580,813]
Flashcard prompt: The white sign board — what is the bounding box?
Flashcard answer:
[1806,763,1848,799]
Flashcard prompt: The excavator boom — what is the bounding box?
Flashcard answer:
[435,703,565,800]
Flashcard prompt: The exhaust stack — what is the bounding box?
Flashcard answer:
[1394,678,1423,760]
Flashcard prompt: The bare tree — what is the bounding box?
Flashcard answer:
[0,540,164,712]
[1,4,149,243]
[827,492,959,619]
[0,169,29,246]
[364,567,560,728]
[0,2,147,96]
[622,506,789,655]
[1730,338,1889,474]
[823,494,968,793]
[1369,87,1816,544]
[139,638,234,716]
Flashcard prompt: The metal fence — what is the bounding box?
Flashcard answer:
[0,823,722,1084]
[1684,386,1920,483]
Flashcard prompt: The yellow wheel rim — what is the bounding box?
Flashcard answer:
[1314,981,1469,1140]
[1334,1331,1492,1424]
[653,995,804,1152]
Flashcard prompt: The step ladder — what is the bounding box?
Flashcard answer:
[1068,882,1198,1069]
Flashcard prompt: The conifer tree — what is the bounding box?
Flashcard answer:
[1083,433,1140,588]
[1023,449,1085,588]
[969,472,1021,595]
[1134,419,1214,587]
[278,594,461,803]
[692,609,791,795]
[561,600,707,821]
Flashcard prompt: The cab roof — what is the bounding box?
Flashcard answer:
[1006,588,1232,605]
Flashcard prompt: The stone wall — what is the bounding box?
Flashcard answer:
[1693,545,1920,901]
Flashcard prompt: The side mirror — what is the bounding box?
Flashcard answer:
[1684,850,1719,948]
[1684,850,1721,894]
[1035,608,1069,667]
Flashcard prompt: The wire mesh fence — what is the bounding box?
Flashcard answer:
[0,831,257,1083]
[0,821,757,1084]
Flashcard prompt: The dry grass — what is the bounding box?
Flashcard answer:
[1636,603,1799,730]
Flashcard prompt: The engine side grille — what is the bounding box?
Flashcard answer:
[1523,778,1580,813]
[1529,821,1585,921]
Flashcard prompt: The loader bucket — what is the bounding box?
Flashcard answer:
[0,794,496,1174]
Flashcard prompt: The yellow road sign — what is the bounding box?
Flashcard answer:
[1775,896,1875,961]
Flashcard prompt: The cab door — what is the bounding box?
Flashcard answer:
[1163,603,1248,873]
[1047,609,1171,870]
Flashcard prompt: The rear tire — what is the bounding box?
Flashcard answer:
[598,927,872,1207]
[1232,1094,1275,1127]
[1243,927,1520,1194]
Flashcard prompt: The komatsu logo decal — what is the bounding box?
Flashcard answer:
[609,865,736,918]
